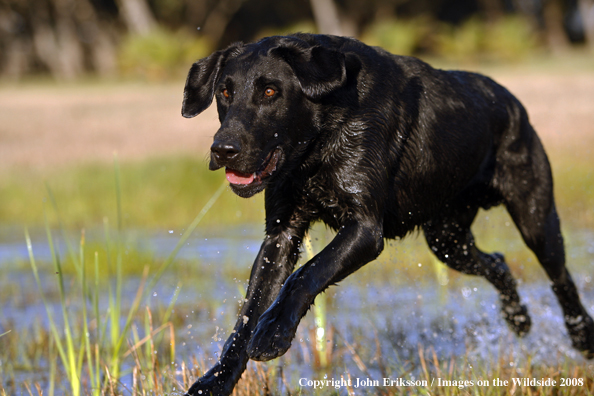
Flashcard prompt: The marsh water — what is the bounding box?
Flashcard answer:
[2,223,594,393]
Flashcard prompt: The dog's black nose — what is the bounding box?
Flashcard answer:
[211,140,241,163]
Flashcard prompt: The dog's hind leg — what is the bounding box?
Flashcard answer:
[499,133,594,358]
[423,203,532,336]
[509,202,594,358]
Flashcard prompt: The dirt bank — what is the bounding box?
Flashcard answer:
[1,73,593,171]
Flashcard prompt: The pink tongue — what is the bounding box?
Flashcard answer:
[226,169,255,185]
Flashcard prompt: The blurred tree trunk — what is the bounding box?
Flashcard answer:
[30,0,84,80]
[543,0,570,51]
[477,0,503,22]
[115,0,156,35]
[310,0,343,35]
[3,0,116,80]
[2,37,31,79]
[76,0,117,76]
[0,9,31,79]
[578,0,594,49]
[185,0,209,29]
[89,26,117,77]
[202,0,247,45]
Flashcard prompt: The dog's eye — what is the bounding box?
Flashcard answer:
[222,89,230,98]
[264,88,276,97]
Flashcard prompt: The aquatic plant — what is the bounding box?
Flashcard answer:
[24,159,227,394]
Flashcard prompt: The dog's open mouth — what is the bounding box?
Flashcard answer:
[225,148,281,186]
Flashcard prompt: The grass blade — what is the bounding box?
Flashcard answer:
[148,180,227,292]
[45,184,80,271]
[26,229,77,395]
[44,217,81,396]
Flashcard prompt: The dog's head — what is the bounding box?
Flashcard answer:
[182,35,348,198]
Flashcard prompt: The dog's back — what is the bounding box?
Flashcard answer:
[282,34,537,237]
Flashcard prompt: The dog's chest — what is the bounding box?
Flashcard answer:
[300,174,351,228]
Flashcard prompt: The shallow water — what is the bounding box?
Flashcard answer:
[1,225,594,393]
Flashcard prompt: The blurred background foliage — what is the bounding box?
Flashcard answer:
[1,0,593,81]
[118,27,212,79]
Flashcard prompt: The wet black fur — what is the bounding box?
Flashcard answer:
[181,34,594,396]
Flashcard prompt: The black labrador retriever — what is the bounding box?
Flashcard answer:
[181,33,594,395]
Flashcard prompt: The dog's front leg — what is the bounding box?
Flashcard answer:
[247,219,384,361]
[186,232,302,396]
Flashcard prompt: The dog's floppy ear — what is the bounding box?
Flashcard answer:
[182,43,241,118]
[270,44,347,100]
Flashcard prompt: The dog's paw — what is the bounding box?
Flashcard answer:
[185,365,235,396]
[247,308,294,361]
[501,302,531,336]
[565,314,594,359]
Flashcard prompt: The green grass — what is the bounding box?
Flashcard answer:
[0,155,264,230]
[1,147,593,232]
